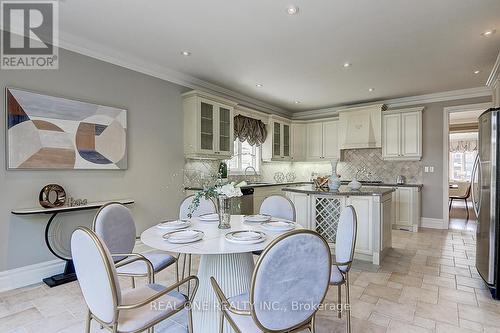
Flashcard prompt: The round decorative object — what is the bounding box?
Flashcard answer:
[39,184,66,208]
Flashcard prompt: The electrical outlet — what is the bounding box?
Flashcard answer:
[429,166,434,173]
[424,166,429,173]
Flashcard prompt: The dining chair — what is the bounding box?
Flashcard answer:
[177,195,218,289]
[252,194,297,256]
[211,229,331,333]
[93,202,176,288]
[330,205,357,333]
[71,226,198,333]
[259,195,296,221]
[449,182,472,220]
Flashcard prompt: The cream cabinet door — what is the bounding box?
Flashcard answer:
[286,192,310,229]
[401,111,421,158]
[322,121,339,159]
[283,124,291,158]
[306,122,323,160]
[199,99,216,154]
[291,123,306,161]
[346,196,373,254]
[216,105,233,157]
[395,188,412,226]
[382,113,401,159]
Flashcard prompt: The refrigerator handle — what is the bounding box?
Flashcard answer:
[471,154,480,219]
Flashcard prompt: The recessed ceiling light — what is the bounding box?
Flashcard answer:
[256,83,263,87]
[294,100,301,104]
[343,62,352,68]
[181,51,191,56]
[286,5,299,15]
[474,70,481,74]
[481,29,496,37]
[368,88,374,92]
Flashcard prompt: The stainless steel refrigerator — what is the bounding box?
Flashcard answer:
[473,107,500,299]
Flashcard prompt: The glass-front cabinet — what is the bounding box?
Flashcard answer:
[262,117,293,161]
[183,91,235,159]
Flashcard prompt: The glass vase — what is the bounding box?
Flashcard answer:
[217,195,231,229]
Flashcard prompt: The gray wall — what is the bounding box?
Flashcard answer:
[0,49,188,270]
[395,96,491,220]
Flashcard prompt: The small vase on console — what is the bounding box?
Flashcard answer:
[328,159,341,191]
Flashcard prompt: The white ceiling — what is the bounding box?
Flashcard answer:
[58,0,500,112]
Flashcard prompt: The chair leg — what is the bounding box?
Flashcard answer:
[131,276,135,289]
[337,285,342,318]
[187,304,194,333]
[449,198,453,211]
[187,254,192,297]
[85,311,91,333]
[465,199,469,220]
[345,274,351,333]
[310,316,316,333]
[219,312,224,333]
[148,326,155,333]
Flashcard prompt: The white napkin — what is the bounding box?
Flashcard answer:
[199,213,219,220]
[244,215,269,222]
[159,220,185,227]
[169,230,199,240]
[232,231,262,241]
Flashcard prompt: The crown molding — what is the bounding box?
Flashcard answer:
[487,50,500,87]
[292,86,492,120]
[56,31,292,118]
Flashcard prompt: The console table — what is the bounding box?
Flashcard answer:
[12,198,134,287]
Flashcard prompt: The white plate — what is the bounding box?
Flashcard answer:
[244,214,271,223]
[198,213,219,222]
[225,231,266,244]
[156,219,190,230]
[260,221,296,232]
[231,231,263,241]
[162,230,204,244]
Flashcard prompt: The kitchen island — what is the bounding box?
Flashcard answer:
[283,185,394,265]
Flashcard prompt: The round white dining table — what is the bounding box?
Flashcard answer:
[141,215,302,333]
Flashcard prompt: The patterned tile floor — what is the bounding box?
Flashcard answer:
[1,227,499,333]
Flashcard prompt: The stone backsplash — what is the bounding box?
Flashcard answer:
[183,148,423,187]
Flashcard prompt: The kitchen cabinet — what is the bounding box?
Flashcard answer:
[262,116,292,161]
[291,123,306,161]
[285,191,310,229]
[392,187,421,232]
[382,107,423,161]
[183,91,236,159]
[338,104,385,150]
[305,120,339,161]
[286,191,392,265]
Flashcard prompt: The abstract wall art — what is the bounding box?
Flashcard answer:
[6,88,127,170]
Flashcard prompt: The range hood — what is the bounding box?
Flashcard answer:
[338,104,386,150]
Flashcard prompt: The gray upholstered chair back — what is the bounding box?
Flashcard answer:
[335,205,357,273]
[71,227,121,324]
[259,195,296,221]
[250,230,331,331]
[179,195,217,220]
[93,203,136,262]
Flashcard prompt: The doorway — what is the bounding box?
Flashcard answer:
[443,103,492,231]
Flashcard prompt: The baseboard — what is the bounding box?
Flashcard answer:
[421,217,447,229]
[0,240,150,292]
[0,259,65,293]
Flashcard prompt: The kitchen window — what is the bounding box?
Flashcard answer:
[228,139,260,174]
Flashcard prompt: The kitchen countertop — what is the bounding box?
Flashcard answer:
[184,181,310,191]
[340,181,423,189]
[282,185,395,196]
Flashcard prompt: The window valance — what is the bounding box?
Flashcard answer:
[234,114,267,146]
[449,139,478,153]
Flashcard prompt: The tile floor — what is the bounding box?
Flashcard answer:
[1,227,499,333]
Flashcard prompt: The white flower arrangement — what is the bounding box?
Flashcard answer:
[188,181,247,217]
